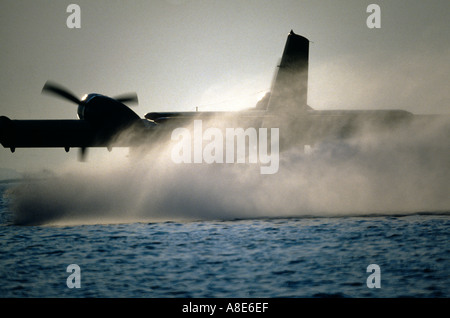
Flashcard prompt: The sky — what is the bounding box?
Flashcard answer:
[0,0,449,174]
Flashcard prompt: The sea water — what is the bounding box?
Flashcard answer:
[0,182,448,298]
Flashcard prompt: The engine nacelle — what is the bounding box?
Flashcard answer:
[77,94,141,128]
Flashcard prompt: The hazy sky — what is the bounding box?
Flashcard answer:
[1,0,449,173]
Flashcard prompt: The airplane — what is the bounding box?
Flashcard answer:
[0,30,446,160]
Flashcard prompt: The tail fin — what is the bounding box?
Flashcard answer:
[266,30,311,113]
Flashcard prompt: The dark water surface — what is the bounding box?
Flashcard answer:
[0,183,448,298]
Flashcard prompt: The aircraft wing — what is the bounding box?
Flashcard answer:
[0,117,98,151]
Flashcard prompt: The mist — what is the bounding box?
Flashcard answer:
[7,111,449,226]
[309,49,450,115]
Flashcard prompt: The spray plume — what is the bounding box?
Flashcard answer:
[7,112,450,226]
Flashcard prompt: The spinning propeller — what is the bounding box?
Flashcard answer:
[41,81,139,161]
[42,81,139,106]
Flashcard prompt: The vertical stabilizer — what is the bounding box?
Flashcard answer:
[266,30,311,113]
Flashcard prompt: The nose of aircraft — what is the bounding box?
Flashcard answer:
[0,116,11,141]
[0,116,15,151]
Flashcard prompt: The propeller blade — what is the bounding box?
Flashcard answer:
[42,81,81,104]
[113,93,139,105]
[78,147,88,162]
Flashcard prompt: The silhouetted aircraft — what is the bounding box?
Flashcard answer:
[0,31,445,160]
